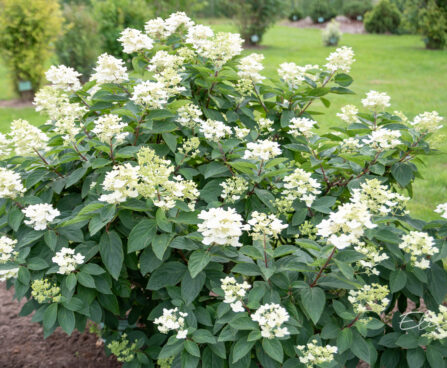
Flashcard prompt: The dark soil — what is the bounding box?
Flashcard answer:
[0,283,121,368]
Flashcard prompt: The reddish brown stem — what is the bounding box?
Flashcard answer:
[309,247,336,287]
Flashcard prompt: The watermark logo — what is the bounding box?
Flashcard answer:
[399,311,434,331]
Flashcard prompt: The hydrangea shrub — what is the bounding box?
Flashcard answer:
[1,12,447,368]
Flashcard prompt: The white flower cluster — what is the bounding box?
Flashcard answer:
[340,137,362,153]
[199,119,232,142]
[351,179,408,216]
[52,247,85,274]
[399,231,438,269]
[0,235,17,263]
[22,204,60,231]
[99,163,140,204]
[91,53,129,85]
[243,140,282,161]
[251,303,290,339]
[348,283,390,315]
[235,126,250,139]
[297,340,338,368]
[220,276,251,312]
[0,168,25,199]
[410,111,444,133]
[363,128,401,150]
[277,63,319,89]
[257,117,274,133]
[317,202,376,249]
[45,65,81,92]
[176,103,204,129]
[145,12,194,40]
[131,81,170,110]
[248,212,288,240]
[237,53,265,84]
[9,119,49,155]
[337,104,359,124]
[354,242,389,276]
[0,133,11,157]
[198,207,249,247]
[289,117,316,138]
[435,203,447,219]
[361,90,391,111]
[137,147,198,210]
[423,305,447,340]
[325,46,355,73]
[276,168,321,212]
[119,28,154,54]
[92,114,128,144]
[33,87,87,144]
[0,268,19,282]
[154,308,188,339]
[220,177,248,203]
[178,137,200,157]
[188,28,243,69]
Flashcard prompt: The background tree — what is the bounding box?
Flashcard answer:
[0,0,63,99]
[223,0,288,46]
[56,3,102,80]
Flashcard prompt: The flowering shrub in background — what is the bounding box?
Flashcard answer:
[1,12,447,368]
[322,20,342,47]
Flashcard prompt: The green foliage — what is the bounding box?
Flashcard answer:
[55,4,102,80]
[222,0,288,45]
[288,9,304,22]
[364,0,402,34]
[148,0,207,17]
[0,0,63,97]
[418,0,447,49]
[2,14,447,368]
[342,0,373,20]
[309,0,337,23]
[91,0,152,60]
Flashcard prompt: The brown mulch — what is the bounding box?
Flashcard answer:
[0,283,121,368]
[283,16,366,34]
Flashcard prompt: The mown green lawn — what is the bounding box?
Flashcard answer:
[0,21,446,218]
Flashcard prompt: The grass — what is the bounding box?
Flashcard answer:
[0,20,446,218]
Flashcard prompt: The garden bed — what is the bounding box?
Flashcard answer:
[0,283,121,368]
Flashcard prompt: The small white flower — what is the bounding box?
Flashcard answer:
[0,236,17,263]
[243,140,281,161]
[131,81,170,109]
[52,247,85,274]
[337,105,359,124]
[399,231,438,269]
[297,340,338,368]
[92,114,128,144]
[0,268,19,281]
[363,128,401,150]
[411,111,443,133]
[22,204,60,231]
[361,90,391,111]
[154,308,188,339]
[221,276,251,312]
[251,303,290,339]
[199,119,232,142]
[45,65,81,92]
[91,53,128,85]
[435,203,447,219]
[325,46,355,73]
[248,212,288,240]
[198,207,249,247]
[9,119,49,155]
[278,63,319,89]
[348,283,390,315]
[423,305,447,340]
[289,117,316,138]
[119,28,154,54]
[0,168,25,200]
[99,164,140,204]
[238,53,265,84]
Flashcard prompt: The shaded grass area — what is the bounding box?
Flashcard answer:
[1,21,446,218]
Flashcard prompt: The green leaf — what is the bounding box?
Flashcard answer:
[426,345,444,368]
[65,167,88,188]
[77,271,96,288]
[232,337,255,364]
[158,339,184,360]
[81,263,105,275]
[43,303,58,330]
[65,273,77,291]
[152,233,172,260]
[337,328,353,353]
[192,329,216,344]
[199,162,230,179]
[58,306,75,335]
[8,207,24,232]
[301,287,325,324]
[185,340,201,357]
[156,208,172,232]
[391,162,414,187]
[262,338,283,363]
[44,230,58,251]
[407,348,426,368]
[99,231,124,280]
[127,219,157,253]
[396,333,419,349]
[147,262,187,290]
[334,73,353,87]
[390,269,407,292]
[351,332,377,365]
[181,271,206,306]
[188,250,211,278]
